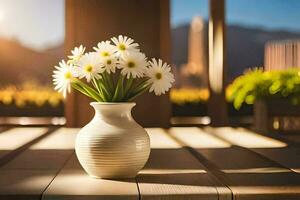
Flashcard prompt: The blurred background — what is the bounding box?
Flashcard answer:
[0,0,65,125]
[170,0,300,128]
[0,0,300,132]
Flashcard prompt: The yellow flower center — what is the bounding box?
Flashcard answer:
[101,51,110,57]
[119,44,126,51]
[127,61,135,68]
[84,64,93,72]
[155,72,162,80]
[107,60,112,65]
[64,72,72,79]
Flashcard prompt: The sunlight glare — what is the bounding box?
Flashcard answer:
[169,127,231,148]
[30,128,79,150]
[211,127,287,148]
[140,169,207,175]
[222,167,291,174]
[0,128,48,150]
[146,128,181,149]
[0,10,4,22]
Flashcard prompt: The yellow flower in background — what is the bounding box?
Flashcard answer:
[170,88,209,105]
[0,81,63,108]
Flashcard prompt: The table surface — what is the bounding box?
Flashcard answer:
[0,126,300,200]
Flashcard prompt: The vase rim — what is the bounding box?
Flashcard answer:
[90,102,136,106]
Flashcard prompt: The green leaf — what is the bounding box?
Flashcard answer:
[71,82,90,97]
[71,82,103,102]
[74,79,103,102]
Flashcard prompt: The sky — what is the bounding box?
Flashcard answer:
[0,0,64,51]
[0,0,299,51]
[171,0,300,32]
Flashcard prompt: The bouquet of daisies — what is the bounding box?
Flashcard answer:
[53,35,174,102]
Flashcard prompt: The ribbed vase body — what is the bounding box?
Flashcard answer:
[75,102,150,179]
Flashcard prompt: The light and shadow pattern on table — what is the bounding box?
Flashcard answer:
[0,126,299,200]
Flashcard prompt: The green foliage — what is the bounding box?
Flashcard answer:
[227,68,300,109]
[71,72,151,102]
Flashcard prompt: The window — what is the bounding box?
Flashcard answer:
[170,0,210,124]
[0,0,65,124]
[226,0,300,124]
[227,0,300,81]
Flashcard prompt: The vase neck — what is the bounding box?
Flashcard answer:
[91,102,135,120]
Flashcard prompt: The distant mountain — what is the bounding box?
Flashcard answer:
[227,25,300,80]
[2,24,300,86]
[171,23,300,82]
[0,38,64,85]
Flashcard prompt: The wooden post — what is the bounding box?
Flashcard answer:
[208,0,228,126]
[65,0,171,127]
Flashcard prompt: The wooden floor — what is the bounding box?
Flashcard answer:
[0,126,299,200]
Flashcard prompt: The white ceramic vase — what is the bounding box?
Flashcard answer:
[75,102,150,179]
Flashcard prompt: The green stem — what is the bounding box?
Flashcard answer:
[112,75,124,101]
[127,84,151,102]
[92,78,103,96]
[94,78,110,102]
[99,81,111,101]
[124,76,134,95]
[95,78,110,101]
[130,79,148,94]
[103,72,113,94]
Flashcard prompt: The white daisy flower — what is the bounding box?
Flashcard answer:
[93,40,116,59]
[67,45,85,64]
[76,52,104,82]
[52,60,76,98]
[111,35,139,56]
[145,58,175,96]
[93,41,118,74]
[101,55,118,74]
[119,52,148,79]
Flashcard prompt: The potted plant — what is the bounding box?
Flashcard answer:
[52,35,174,179]
[227,68,300,133]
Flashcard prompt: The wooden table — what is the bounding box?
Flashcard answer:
[0,126,300,200]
